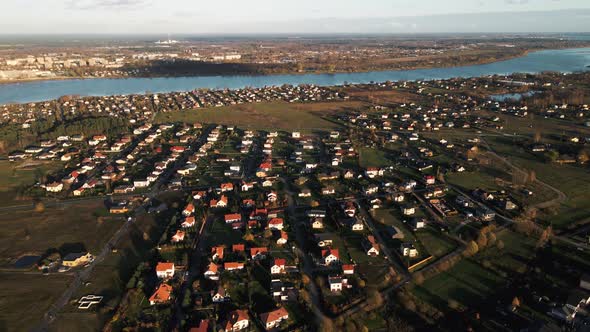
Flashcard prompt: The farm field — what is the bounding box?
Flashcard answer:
[154,101,364,131]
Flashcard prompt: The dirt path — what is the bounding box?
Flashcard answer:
[480,137,567,210]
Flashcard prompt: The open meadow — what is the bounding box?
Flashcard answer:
[0,200,122,267]
[155,101,364,131]
[0,160,64,207]
[0,273,73,332]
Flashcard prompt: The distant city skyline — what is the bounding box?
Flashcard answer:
[1,0,590,34]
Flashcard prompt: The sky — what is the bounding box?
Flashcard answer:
[1,0,590,34]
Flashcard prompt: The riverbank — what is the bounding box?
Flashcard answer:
[0,47,588,105]
[0,48,532,86]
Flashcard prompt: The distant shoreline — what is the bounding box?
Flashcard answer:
[0,49,534,86]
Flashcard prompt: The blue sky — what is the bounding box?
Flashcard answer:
[1,0,590,34]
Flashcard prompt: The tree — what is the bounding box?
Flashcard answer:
[242,231,254,242]
[366,288,384,309]
[534,130,542,143]
[546,150,559,163]
[302,274,311,285]
[536,226,553,248]
[578,150,590,164]
[497,240,505,250]
[476,233,488,249]
[487,232,497,246]
[512,296,521,307]
[263,229,273,239]
[192,280,200,292]
[465,240,479,256]
[447,299,461,310]
[527,170,536,183]
[413,272,425,285]
[319,317,335,332]
[34,202,45,213]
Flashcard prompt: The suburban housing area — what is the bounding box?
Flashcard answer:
[1,69,590,331]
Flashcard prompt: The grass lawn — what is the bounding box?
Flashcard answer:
[415,227,458,258]
[155,101,363,131]
[0,201,123,267]
[414,229,536,311]
[0,160,64,207]
[414,258,504,310]
[358,147,391,168]
[446,171,501,192]
[206,219,245,247]
[0,272,73,332]
[484,135,590,228]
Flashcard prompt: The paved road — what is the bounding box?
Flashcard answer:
[280,178,331,328]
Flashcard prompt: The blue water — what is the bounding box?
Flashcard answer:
[1,48,590,105]
[13,255,40,268]
[490,91,539,102]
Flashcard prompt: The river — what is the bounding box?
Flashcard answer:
[1,47,590,105]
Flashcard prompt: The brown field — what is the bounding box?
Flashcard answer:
[0,273,73,332]
[344,88,419,104]
[0,200,123,267]
[155,100,364,130]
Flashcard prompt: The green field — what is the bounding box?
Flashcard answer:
[358,147,391,168]
[155,101,364,130]
[483,135,590,228]
[0,160,64,207]
[414,229,536,310]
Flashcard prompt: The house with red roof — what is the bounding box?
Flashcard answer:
[193,191,207,200]
[220,182,234,192]
[268,218,284,230]
[172,230,186,243]
[149,283,173,305]
[267,191,278,203]
[211,246,225,261]
[182,216,196,228]
[342,264,355,275]
[189,319,211,332]
[242,199,256,208]
[277,231,288,245]
[210,195,228,208]
[182,203,195,216]
[224,262,245,271]
[155,262,175,279]
[232,244,245,253]
[171,146,186,153]
[260,307,289,330]
[224,213,241,224]
[204,262,220,280]
[250,208,268,221]
[321,249,340,265]
[241,181,255,192]
[271,258,286,275]
[223,310,249,332]
[258,162,272,172]
[250,247,268,260]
